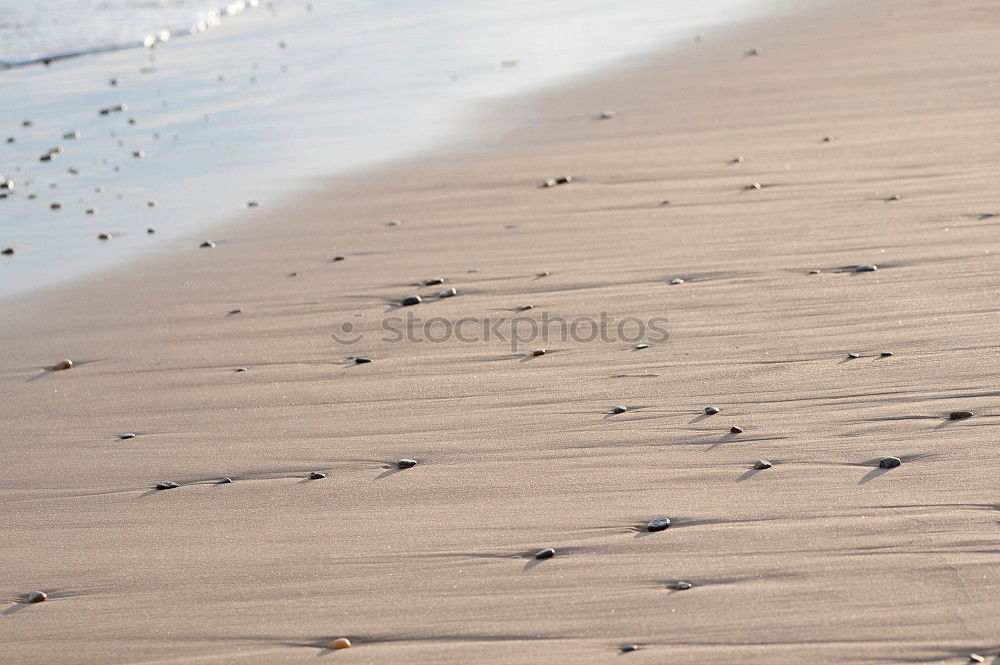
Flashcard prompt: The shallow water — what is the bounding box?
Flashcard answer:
[0,0,775,298]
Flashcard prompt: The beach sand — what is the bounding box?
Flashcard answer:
[3,0,1000,662]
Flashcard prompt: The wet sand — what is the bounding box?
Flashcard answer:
[3,0,1000,663]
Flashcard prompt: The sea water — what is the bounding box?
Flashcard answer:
[0,0,774,298]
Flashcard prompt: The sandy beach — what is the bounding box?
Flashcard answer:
[3,0,1000,663]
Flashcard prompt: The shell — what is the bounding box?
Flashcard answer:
[730,426,743,434]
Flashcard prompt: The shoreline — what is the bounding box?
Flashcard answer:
[5,0,1000,663]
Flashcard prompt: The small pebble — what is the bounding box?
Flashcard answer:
[328,638,351,650]
[2,248,13,256]
[50,203,61,210]
[401,295,422,306]
[670,278,684,285]
[532,349,546,357]
[534,547,555,560]
[730,426,743,434]
[670,581,693,591]
[747,47,762,55]
[854,264,878,272]
[229,309,242,314]
[387,219,401,226]
[218,476,233,484]
[50,359,73,371]
[754,459,772,470]
[397,458,417,469]
[421,277,446,286]
[621,645,639,653]
[542,176,572,188]
[808,269,821,275]
[98,233,112,240]
[599,110,616,119]
[147,200,158,207]
[132,150,144,158]
[879,456,902,469]
[354,357,372,364]
[848,352,860,359]
[517,304,534,311]
[879,351,893,357]
[309,471,326,480]
[200,241,216,248]
[86,208,96,215]
[119,432,136,440]
[969,655,984,664]
[647,517,671,532]
[247,201,258,207]
[235,367,248,372]
[731,156,744,164]
[887,193,901,201]
[635,343,649,349]
[155,481,179,490]
[949,411,973,420]
[704,406,720,415]
[25,591,47,604]
[63,130,80,140]
[437,287,457,298]
[822,135,833,142]
[147,227,156,234]
[332,255,345,261]
[611,405,628,414]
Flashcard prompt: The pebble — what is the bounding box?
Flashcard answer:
[155,481,179,490]
[612,405,628,414]
[599,110,616,119]
[247,201,259,207]
[731,156,744,164]
[132,150,144,158]
[309,471,326,480]
[542,176,572,188]
[848,352,860,359]
[437,287,458,298]
[421,277,446,286]
[532,349,546,357]
[354,357,372,364]
[99,104,127,115]
[327,638,351,650]
[647,517,671,532]
[229,309,242,314]
[401,295,422,306]
[147,200,158,207]
[517,304,534,311]
[397,458,417,469]
[754,459,772,470]
[50,359,73,371]
[621,645,639,653]
[200,241,216,248]
[218,476,233,484]
[86,208,96,215]
[235,367,248,372]
[635,343,649,349]
[823,135,833,143]
[63,130,81,140]
[670,278,684,285]
[332,255,345,261]
[969,655,985,664]
[147,228,156,234]
[808,269,822,275]
[98,233,112,240]
[887,193,901,201]
[880,351,893,357]
[25,591,47,604]
[747,47,762,55]
[670,581,693,591]
[730,426,743,434]
[534,547,556,560]
[748,182,762,190]
[50,203,61,210]
[119,432,136,440]
[854,264,878,272]
[388,219,401,226]
[704,406,720,415]
[949,411,973,420]
[2,248,13,256]
[879,456,902,469]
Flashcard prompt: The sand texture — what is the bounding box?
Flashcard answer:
[3,0,1000,662]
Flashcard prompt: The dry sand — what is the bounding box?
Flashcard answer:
[3,0,1000,662]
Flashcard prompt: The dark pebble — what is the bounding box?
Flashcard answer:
[247,201,258,207]
[949,411,973,420]
[25,591,47,603]
[218,476,233,484]
[309,471,326,479]
[516,304,534,311]
[532,349,546,357]
[611,405,628,414]
[753,459,772,470]
[229,309,242,314]
[50,203,61,210]
[670,581,693,591]
[63,131,80,140]
[155,481,179,490]
[200,241,216,248]
[880,351,893,357]
[86,208,96,215]
[621,645,639,653]
[730,426,743,434]
[119,432,136,440]
[98,233,111,240]
[542,176,572,188]
[879,456,901,469]
[401,295,422,306]
[704,406,720,415]
[854,264,878,272]
[235,367,248,372]
[848,352,860,359]
[647,517,671,532]
[421,277,445,286]
[147,200,158,207]
[147,228,156,234]
[2,248,13,256]
[397,458,417,469]
[354,357,372,364]
[132,150,144,158]
[332,255,345,261]
[437,287,457,298]
[534,547,555,560]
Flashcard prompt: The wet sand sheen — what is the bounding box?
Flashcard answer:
[3,0,1000,663]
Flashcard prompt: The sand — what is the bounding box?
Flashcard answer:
[3,0,1000,662]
